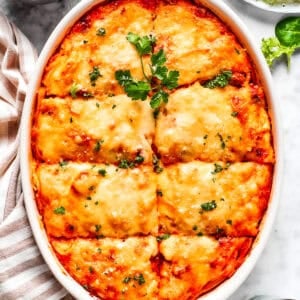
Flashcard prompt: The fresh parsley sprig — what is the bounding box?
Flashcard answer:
[115,32,179,109]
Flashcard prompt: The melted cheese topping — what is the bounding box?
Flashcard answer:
[155,82,274,164]
[159,236,252,300]
[32,95,154,164]
[154,0,251,86]
[33,163,158,238]
[51,237,159,299]
[42,1,154,98]
[158,161,272,237]
[31,0,275,299]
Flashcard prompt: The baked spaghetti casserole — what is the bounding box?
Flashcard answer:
[30,0,275,299]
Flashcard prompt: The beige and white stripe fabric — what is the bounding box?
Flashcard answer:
[0,11,71,300]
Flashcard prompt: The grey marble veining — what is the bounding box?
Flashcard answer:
[0,0,299,299]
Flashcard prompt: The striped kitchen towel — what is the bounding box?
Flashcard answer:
[0,11,72,300]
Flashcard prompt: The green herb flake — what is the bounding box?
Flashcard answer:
[97,248,102,253]
[96,27,106,36]
[118,159,134,169]
[134,154,144,164]
[59,160,68,167]
[192,225,198,231]
[94,140,104,152]
[203,70,232,89]
[98,169,106,177]
[217,133,226,149]
[211,163,223,175]
[226,219,233,225]
[54,206,66,215]
[95,224,101,232]
[86,196,92,200]
[112,104,117,109]
[200,200,217,212]
[123,276,132,284]
[197,232,203,237]
[156,234,171,242]
[96,102,100,108]
[89,266,95,273]
[133,274,146,285]
[89,66,102,86]
[70,82,80,98]
[83,39,88,44]
[231,111,238,117]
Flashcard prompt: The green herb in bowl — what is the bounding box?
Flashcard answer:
[261,17,300,68]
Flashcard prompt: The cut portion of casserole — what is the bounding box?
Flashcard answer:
[154,0,251,87]
[33,163,158,238]
[51,236,159,300]
[159,235,253,300]
[158,161,272,237]
[155,82,274,164]
[42,0,155,98]
[31,95,154,164]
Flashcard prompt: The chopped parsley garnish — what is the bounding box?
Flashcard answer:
[96,102,100,108]
[94,140,104,152]
[115,33,179,109]
[231,111,238,117]
[98,169,107,177]
[192,225,198,231]
[59,160,68,167]
[83,39,88,44]
[123,274,146,285]
[211,163,223,175]
[89,66,102,86]
[156,234,171,242]
[134,274,146,285]
[96,27,106,36]
[226,219,233,225]
[97,248,102,253]
[203,70,232,89]
[197,232,203,236]
[112,104,117,109]
[95,224,101,232]
[89,266,95,273]
[118,155,144,169]
[54,206,66,215]
[123,276,132,284]
[118,159,135,169]
[217,133,226,149]
[152,154,163,174]
[70,82,80,98]
[200,200,217,212]
[86,196,92,200]
[134,154,144,164]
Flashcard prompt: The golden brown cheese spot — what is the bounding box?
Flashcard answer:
[158,161,272,237]
[159,235,253,300]
[35,163,158,238]
[32,95,154,164]
[51,236,159,300]
[155,82,274,164]
[42,1,154,98]
[154,0,251,86]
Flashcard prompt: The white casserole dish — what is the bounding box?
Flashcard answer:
[20,0,283,299]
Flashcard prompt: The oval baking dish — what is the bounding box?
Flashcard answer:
[20,0,282,299]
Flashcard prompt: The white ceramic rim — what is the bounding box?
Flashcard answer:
[242,0,300,13]
[20,0,283,299]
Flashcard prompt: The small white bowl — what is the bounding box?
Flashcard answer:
[242,0,300,13]
[20,0,283,299]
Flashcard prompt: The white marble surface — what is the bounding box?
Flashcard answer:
[0,0,299,299]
